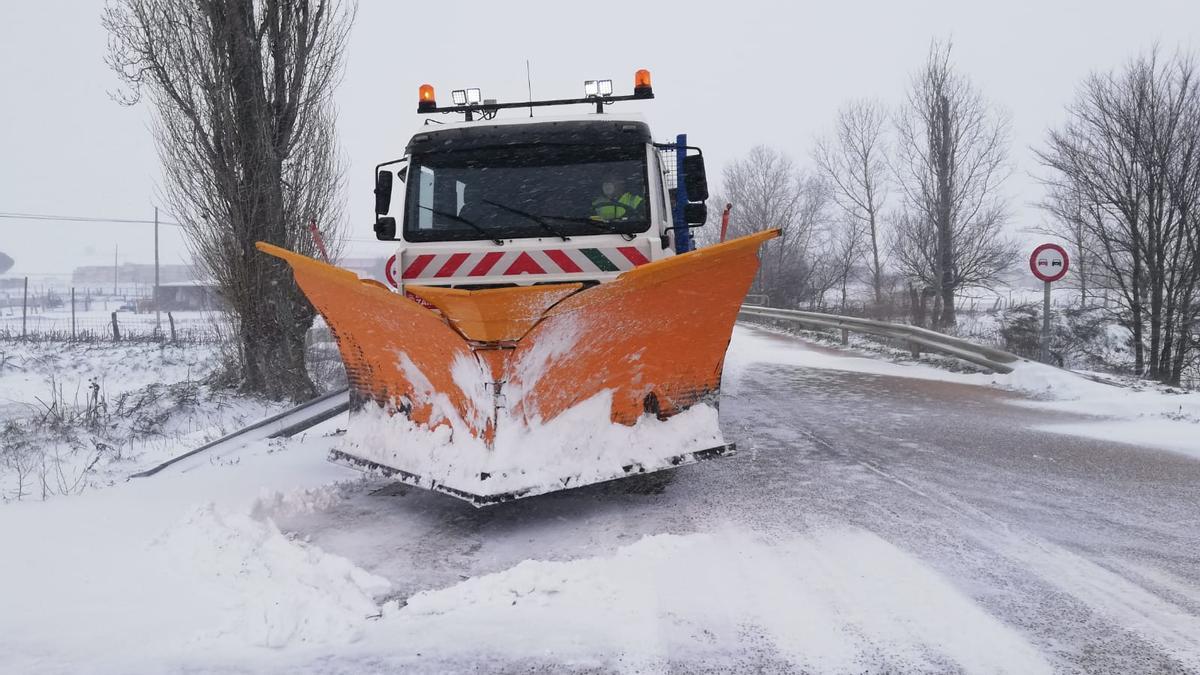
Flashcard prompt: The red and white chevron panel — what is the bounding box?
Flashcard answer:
[400,246,650,281]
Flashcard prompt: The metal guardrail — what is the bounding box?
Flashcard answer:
[738,304,1022,374]
[129,387,350,478]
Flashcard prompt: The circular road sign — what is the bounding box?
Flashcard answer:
[1030,243,1069,283]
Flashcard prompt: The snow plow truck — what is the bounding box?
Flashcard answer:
[258,69,778,506]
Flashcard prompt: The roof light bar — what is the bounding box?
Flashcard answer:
[417,69,654,116]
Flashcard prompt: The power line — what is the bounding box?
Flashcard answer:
[0,210,182,225]
[0,210,391,243]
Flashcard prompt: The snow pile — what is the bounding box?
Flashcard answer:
[376,528,1051,673]
[341,315,725,498]
[153,503,391,648]
[343,390,722,497]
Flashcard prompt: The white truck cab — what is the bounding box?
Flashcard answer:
[371,72,709,294]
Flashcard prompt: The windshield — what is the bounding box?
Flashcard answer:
[403,143,650,242]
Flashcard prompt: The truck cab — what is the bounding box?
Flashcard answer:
[371,72,708,293]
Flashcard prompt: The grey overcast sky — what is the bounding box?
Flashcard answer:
[2,0,1198,276]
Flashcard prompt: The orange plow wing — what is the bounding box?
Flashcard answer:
[257,230,779,505]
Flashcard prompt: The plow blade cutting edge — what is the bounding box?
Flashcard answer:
[257,229,779,505]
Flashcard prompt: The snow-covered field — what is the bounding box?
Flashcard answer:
[0,340,284,500]
[0,326,1197,672]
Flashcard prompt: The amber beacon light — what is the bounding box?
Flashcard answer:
[634,69,653,97]
[418,83,436,112]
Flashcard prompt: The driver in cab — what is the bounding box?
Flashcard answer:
[592,175,644,221]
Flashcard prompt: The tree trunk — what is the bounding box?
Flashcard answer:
[934,95,957,329]
[869,211,883,309]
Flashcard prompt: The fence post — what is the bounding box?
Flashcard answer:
[111,312,120,341]
[168,312,176,343]
[22,276,28,338]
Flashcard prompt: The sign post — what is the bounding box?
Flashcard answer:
[1029,243,1069,364]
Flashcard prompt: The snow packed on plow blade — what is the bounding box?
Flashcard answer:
[256,230,779,505]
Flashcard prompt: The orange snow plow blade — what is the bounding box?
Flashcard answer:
[257,229,778,505]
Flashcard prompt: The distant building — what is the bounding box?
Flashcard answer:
[72,263,196,286]
[154,281,224,311]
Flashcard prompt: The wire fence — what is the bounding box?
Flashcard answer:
[0,276,232,344]
[0,314,228,344]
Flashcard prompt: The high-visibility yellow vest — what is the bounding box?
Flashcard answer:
[592,192,644,220]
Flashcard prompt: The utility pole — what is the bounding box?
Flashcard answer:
[154,206,161,334]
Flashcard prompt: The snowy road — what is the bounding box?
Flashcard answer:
[3,325,1199,673]
[267,326,1200,672]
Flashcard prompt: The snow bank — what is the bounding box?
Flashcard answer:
[372,528,1052,673]
[153,503,391,648]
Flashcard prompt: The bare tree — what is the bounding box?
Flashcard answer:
[814,99,889,309]
[1037,48,1200,383]
[892,40,1016,329]
[721,146,830,308]
[1036,183,1105,306]
[105,0,352,400]
[819,214,868,312]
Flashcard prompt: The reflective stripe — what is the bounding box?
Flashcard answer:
[402,246,648,279]
[434,253,471,278]
[468,251,505,276]
[402,254,436,279]
[617,246,650,266]
[581,248,619,272]
[505,252,546,275]
[544,249,583,273]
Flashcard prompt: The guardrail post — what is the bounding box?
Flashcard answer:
[840,328,849,345]
[909,341,920,359]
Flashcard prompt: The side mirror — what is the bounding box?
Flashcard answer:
[375,171,394,215]
[374,216,396,241]
[684,202,707,225]
[683,154,708,201]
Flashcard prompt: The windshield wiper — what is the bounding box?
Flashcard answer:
[417,205,504,245]
[535,213,640,240]
[482,199,570,241]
